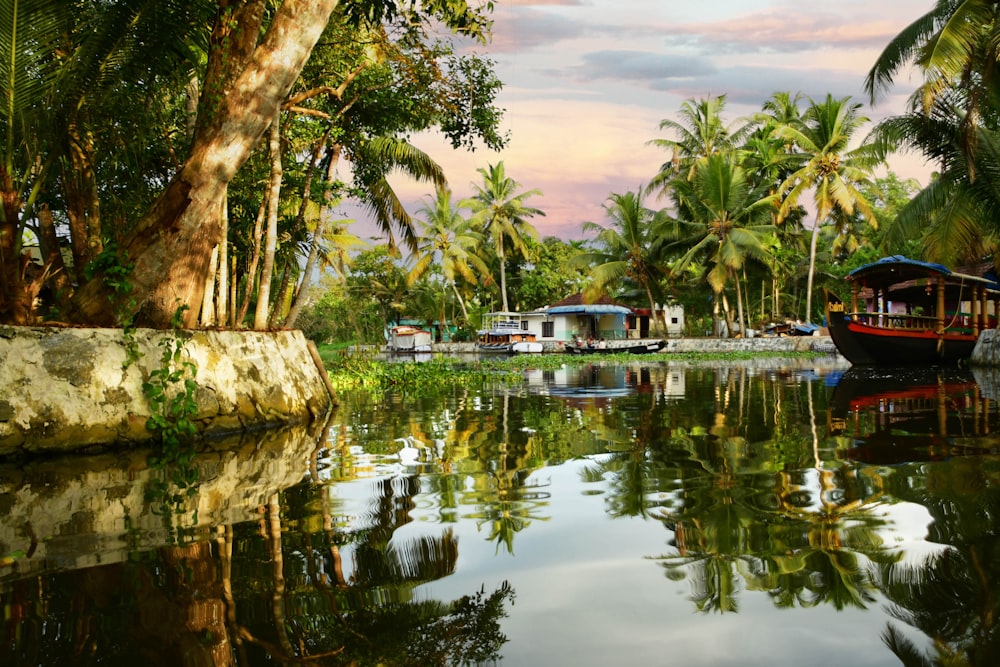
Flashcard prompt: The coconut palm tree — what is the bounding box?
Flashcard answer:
[667,153,778,337]
[774,95,882,323]
[464,162,544,313]
[649,95,754,191]
[408,186,488,324]
[874,99,1000,264]
[865,0,1000,179]
[572,188,669,331]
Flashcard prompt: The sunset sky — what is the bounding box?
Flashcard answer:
[361,0,935,244]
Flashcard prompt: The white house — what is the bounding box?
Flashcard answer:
[516,294,683,343]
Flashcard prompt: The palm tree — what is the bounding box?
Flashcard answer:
[744,93,808,321]
[874,100,1000,264]
[464,162,544,312]
[408,186,488,324]
[667,153,778,337]
[353,135,447,254]
[865,0,1000,178]
[649,95,753,191]
[774,95,882,323]
[572,189,669,331]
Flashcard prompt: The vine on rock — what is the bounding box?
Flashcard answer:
[142,306,201,514]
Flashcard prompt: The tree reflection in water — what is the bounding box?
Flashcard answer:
[1,445,515,666]
[9,362,1000,665]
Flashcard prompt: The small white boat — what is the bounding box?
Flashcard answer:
[476,312,543,354]
[386,325,433,353]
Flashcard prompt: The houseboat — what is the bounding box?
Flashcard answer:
[476,312,543,354]
[824,255,1000,365]
[385,325,433,353]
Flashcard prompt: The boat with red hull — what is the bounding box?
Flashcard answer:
[824,256,1000,365]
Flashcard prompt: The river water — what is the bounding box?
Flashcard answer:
[3,358,1000,666]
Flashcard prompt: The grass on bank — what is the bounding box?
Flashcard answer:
[315,344,825,390]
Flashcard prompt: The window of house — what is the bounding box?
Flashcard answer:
[542,321,554,337]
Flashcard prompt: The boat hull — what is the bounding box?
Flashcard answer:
[824,288,977,365]
[476,341,543,354]
[565,340,666,355]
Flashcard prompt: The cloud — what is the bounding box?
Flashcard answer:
[566,50,717,83]
[503,0,585,5]
[488,6,588,52]
[664,6,912,54]
[666,11,899,53]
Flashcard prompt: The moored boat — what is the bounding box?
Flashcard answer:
[386,325,433,353]
[824,255,1000,365]
[476,312,543,354]
[564,339,666,355]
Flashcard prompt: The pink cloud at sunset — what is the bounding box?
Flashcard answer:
[364,0,938,246]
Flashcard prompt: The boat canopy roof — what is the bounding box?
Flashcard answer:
[847,255,1000,291]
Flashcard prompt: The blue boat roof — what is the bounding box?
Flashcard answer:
[847,255,1000,290]
[547,304,632,315]
[847,255,952,278]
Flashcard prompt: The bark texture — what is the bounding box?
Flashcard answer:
[68,0,341,327]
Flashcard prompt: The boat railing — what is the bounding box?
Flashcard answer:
[850,311,989,334]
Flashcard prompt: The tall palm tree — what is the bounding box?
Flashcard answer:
[667,153,778,337]
[774,95,882,323]
[648,95,754,191]
[408,186,488,324]
[744,93,808,321]
[572,188,669,331]
[464,162,544,312]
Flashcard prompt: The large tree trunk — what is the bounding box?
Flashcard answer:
[67,0,341,328]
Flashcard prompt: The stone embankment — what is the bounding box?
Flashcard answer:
[972,329,1000,366]
[0,327,334,458]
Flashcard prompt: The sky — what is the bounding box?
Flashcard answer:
[353,0,934,244]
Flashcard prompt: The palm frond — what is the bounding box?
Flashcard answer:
[865,6,940,102]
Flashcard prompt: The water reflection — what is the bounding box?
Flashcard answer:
[5,361,1000,664]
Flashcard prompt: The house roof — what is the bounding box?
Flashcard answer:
[546,293,633,315]
[547,304,632,315]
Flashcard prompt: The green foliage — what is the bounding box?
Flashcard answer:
[323,352,523,389]
[84,243,136,324]
[298,284,383,345]
[142,308,200,513]
[516,237,588,310]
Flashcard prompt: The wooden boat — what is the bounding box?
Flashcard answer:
[824,256,1000,365]
[476,312,543,354]
[385,325,433,353]
[564,339,666,355]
